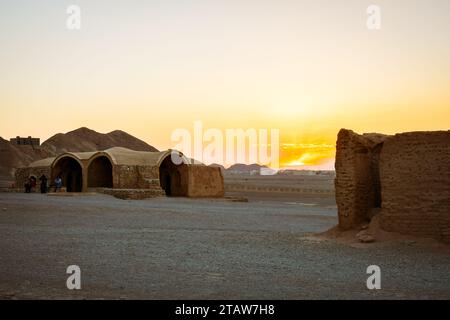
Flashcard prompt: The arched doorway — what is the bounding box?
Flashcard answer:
[88,156,113,188]
[159,154,187,196]
[52,156,83,192]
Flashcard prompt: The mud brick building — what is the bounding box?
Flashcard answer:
[335,129,450,242]
[15,147,224,198]
[10,136,40,147]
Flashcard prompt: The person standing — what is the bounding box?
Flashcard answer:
[24,178,31,193]
[30,176,36,192]
[54,176,62,192]
[39,174,48,194]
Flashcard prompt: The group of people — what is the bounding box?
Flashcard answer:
[24,175,63,193]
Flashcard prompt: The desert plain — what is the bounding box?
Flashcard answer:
[0,174,449,299]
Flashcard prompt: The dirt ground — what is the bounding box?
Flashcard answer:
[0,187,449,299]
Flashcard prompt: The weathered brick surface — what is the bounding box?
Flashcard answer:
[379,131,450,242]
[114,165,159,189]
[187,165,224,197]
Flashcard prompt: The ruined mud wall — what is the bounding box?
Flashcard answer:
[186,166,224,197]
[334,129,386,229]
[379,131,450,242]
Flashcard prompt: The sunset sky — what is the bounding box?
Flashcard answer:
[1,0,449,169]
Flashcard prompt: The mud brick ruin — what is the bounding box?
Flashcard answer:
[15,147,224,198]
[10,136,40,147]
[335,129,450,242]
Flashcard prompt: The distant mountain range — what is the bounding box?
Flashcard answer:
[208,163,226,171]
[226,163,268,173]
[208,163,270,175]
[0,127,158,183]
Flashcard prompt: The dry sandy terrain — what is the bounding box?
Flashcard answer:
[224,174,335,191]
[0,186,449,299]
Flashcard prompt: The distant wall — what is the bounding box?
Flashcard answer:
[225,184,334,194]
[10,136,40,147]
[335,129,450,242]
[187,166,224,197]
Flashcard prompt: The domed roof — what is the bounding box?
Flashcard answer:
[27,147,191,167]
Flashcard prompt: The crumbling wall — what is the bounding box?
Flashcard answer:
[379,131,450,242]
[186,165,224,197]
[334,129,387,229]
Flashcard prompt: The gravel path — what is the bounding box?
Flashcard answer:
[0,193,449,299]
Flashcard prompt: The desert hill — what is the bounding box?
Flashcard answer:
[0,128,158,184]
[41,127,158,154]
[0,137,53,183]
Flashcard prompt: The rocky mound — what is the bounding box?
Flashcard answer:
[41,127,158,154]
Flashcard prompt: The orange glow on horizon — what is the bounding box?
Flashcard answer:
[0,0,449,170]
[279,143,336,170]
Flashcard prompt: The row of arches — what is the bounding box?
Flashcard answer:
[51,155,113,192]
[50,153,187,195]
